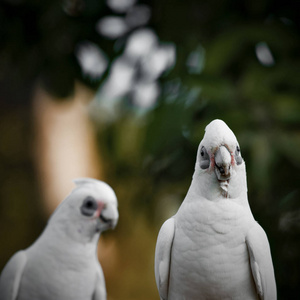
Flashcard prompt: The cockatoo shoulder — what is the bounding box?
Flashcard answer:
[0,250,27,300]
[155,217,175,300]
[246,222,277,300]
[92,262,107,300]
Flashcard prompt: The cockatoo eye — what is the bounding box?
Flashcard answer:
[235,145,243,165]
[200,146,210,169]
[81,196,98,216]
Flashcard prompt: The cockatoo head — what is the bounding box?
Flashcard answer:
[49,178,119,243]
[194,119,247,200]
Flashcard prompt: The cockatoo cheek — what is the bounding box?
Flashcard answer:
[231,152,235,166]
[209,154,215,172]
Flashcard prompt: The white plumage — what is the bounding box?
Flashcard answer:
[0,178,119,300]
[155,119,276,300]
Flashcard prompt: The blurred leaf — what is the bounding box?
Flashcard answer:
[273,95,300,124]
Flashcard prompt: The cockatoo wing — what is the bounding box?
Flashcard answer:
[246,222,277,300]
[155,217,175,300]
[0,251,27,300]
[92,263,106,300]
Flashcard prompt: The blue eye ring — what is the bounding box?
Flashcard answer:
[81,196,97,216]
[235,145,243,165]
[200,146,210,169]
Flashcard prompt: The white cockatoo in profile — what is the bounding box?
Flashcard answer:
[0,178,119,300]
[155,119,276,300]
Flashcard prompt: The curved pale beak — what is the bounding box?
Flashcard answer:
[100,204,119,230]
[214,145,232,181]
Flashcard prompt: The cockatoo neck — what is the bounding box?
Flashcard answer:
[29,219,100,262]
[45,208,102,247]
[187,161,250,208]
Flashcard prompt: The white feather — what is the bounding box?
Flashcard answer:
[154,119,276,299]
[0,178,118,300]
[155,218,175,300]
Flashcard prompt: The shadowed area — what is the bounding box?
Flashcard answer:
[0,0,299,299]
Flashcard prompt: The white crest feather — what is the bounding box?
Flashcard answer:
[73,177,103,187]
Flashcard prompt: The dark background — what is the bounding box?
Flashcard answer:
[0,0,299,299]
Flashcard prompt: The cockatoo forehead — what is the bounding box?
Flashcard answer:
[79,186,116,205]
[72,179,118,206]
[202,119,238,153]
[57,187,116,222]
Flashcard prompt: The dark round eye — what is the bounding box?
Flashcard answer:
[81,196,97,216]
[200,146,210,169]
[85,199,94,208]
[235,145,243,165]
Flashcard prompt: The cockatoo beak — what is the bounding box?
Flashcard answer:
[97,202,119,231]
[214,145,232,181]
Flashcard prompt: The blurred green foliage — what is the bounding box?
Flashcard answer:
[0,0,299,299]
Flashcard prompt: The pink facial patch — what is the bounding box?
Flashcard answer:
[231,152,235,166]
[95,201,105,218]
[210,153,215,171]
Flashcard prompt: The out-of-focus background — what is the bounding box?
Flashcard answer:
[0,0,299,299]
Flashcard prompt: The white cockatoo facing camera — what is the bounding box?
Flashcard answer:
[155,119,276,300]
[0,178,119,300]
